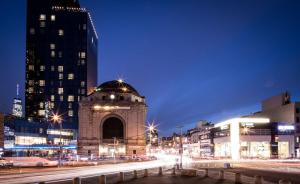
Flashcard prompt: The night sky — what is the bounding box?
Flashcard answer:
[0,0,300,136]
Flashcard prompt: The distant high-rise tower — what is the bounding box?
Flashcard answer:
[25,0,98,129]
[12,84,23,118]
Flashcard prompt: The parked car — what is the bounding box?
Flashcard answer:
[0,158,13,168]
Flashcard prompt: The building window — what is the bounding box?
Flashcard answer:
[81,89,85,95]
[40,21,46,27]
[297,117,300,123]
[68,110,73,117]
[39,80,45,86]
[50,44,55,50]
[28,65,34,71]
[60,95,64,101]
[58,66,63,72]
[58,29,64,36]
[80,52,86,59]
[51,51,55,58]
[50,102,55,109]
[28,87,34,94]
[80,81,85,87]
[78,96,81,102]
[83,24,87,30]
[51,66,55,71]
[28,80,34,86]
[297,137,300,143]
[51,95,55,101]
[58,88,64,95]
[51,15,55,21]
[58,73,63,80]
[68,95,74,102]
[58,51,63,58]
[39,102,44,108]
[30,28,35,35]
[40,65,45,71]
[39,14,46,21]
[68,73,74,80]
[68,103,72,108]
[81,60,85,65]
[38,110,45,116]
[296,108,299,113]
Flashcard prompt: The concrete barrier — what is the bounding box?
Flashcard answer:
[254,175,262,184]
[73,177,81,184]
[159,167,163,176]
[278,179,292,184]
[133,170,138,179]
[204,168,208,177]
[118,172,125,182]
[181,169,197,177]
[172,167,176,175]
[235,173,241,184]
[219,170,224,180]
[98,175,106,184]
[144,169,148,177]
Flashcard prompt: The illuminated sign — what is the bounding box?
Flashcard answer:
[278,125,294,131]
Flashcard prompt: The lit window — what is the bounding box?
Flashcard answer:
[58,66,63,72]
[38,110,45,116]
[51,51,55,58]
[58,51,62,58]
[28,65,34,71]
[39,102,44,108]
[28,80,34,86]
[68,73,74,80]
[60,95,64,101]
[40,14,46,21]
[50,44,55,50]
[81,89,85,95]
[40,65,45,71]
[80,81,85,87]
[58,29,64,36]
[28,87,34,93]
[51,15,55,21]
[68,103,72,108]
[83,24,86,30]
[50,102,55,108]
[51,95,55,101]
[59,73,63,80]
[68,95,74,102]
[40,21,46,27]
[58,88,64,95]
[68,110,73,117]
[30,28,35,35]
[81,60,85,65]
[80,52,86,58]
[78,96,81,101]
[51,66,55,71]
[39,80,45,86]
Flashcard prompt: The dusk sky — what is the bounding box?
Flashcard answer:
[0,0,300,135]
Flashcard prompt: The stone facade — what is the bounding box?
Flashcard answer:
[78,80,147,156]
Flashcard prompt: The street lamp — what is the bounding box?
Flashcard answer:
[146,122,157,156]
[51,113,63,167]
[176,125,183,169]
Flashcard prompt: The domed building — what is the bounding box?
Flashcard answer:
[77,80,147,156]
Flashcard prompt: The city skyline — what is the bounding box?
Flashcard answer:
[0,0,300,135]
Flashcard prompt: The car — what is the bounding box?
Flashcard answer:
[0,158,13,168]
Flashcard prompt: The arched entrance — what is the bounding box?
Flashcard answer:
[102,117,124,140]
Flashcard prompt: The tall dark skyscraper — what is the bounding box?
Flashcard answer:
[25,0,98,129]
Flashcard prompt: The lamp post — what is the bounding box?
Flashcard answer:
[51,114,63,167]
[176,125,183,169]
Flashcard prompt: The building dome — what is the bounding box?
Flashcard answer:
[95,80,140,96]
